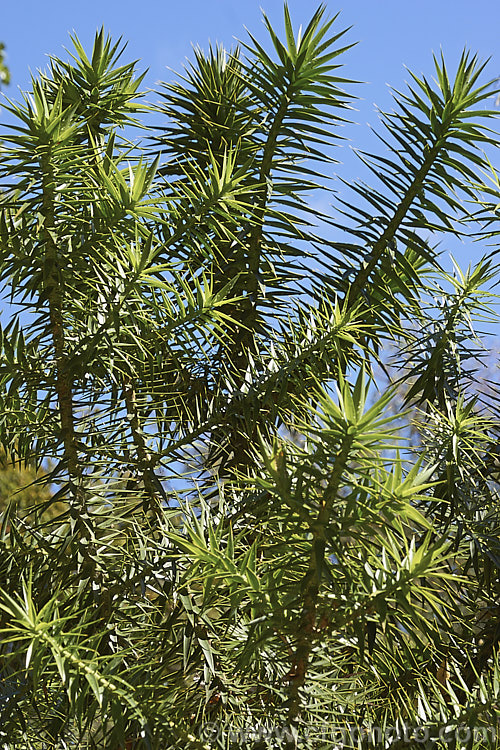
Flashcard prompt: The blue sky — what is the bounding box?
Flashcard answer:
[2,0,500,291]
[3,0,499,119]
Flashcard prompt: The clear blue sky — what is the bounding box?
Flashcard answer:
[3,0,499,121]
[2,0,500,284]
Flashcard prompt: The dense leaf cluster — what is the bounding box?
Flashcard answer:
[0,6,499,748]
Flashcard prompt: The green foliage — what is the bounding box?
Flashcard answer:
[0,450,57,519]
[0,42,9,87]
[0,8,499,749]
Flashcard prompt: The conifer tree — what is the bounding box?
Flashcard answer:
[0,7,499,749]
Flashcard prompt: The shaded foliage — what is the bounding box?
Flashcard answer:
[0,42,9,87]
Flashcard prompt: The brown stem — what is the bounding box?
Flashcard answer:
[456,604,500,703]
[287,436,352,723]
[236,95,290,342]
[40,149,80,486]
[220,93,292,473]
[248,96,290,288]
[123,377,162,511]
[346,141,442,310]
